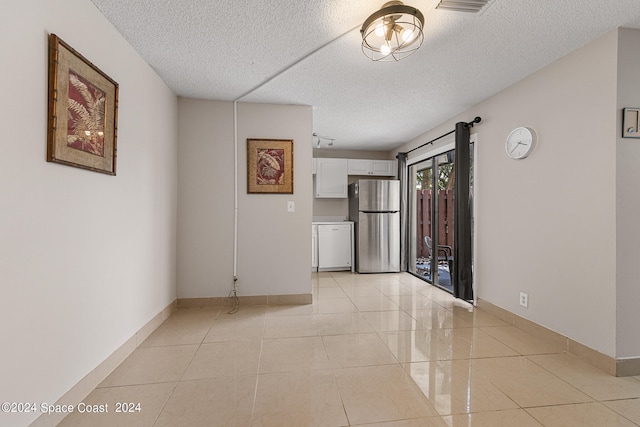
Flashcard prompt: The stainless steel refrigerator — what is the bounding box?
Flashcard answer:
[348,179,400,273]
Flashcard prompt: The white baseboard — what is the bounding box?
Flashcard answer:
[477,298,638,377]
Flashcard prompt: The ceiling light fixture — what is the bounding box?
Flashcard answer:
[360,1,425,61]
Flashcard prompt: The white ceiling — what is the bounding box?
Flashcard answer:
[90,0,640,151]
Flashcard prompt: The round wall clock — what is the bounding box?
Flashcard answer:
[505,127,536,160]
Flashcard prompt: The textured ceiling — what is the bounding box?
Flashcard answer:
[90,0,640,151]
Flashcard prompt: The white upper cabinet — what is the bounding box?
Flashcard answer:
[371,160,395,176]
[346,159,370,175]
[347,159,395,176]
[315,158,348,198]
[313,158,396,198]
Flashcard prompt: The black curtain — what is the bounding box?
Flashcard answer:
[396,152,408,272]
[453,122,473,301]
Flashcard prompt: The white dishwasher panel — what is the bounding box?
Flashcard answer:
[312,224,318,271]
[317,224,352,271]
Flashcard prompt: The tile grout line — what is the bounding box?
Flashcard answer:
[151,307,221,426]
[322,335,352,426]
[600,399,640,427]
[522,354,603,403]
[249,335,266,426]
[149,381,180,427]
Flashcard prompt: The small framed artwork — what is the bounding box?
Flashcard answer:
[247,139,294,194]
[623,108,640,138]
[47,34,119,175]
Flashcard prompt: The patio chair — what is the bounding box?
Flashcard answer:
[424,236,453,272]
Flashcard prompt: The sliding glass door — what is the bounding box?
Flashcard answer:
[408,149,456,292]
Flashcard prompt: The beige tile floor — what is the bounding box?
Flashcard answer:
[57,272,640,426]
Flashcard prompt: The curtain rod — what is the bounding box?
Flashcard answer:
[398,116,481,157]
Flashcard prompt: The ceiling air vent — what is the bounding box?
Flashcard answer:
[435,0,493,13]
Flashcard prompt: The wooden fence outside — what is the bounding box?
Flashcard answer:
[416,189,455,258]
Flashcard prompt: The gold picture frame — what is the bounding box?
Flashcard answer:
[47,34,119,175]
[247,139,294,194]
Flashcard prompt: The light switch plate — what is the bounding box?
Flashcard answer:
[623,108,640,138]
[287,201,295,212]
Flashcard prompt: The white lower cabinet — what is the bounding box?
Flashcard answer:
[313,222,353,272]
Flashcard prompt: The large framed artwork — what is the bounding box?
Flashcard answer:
[47,34,119,175]
[247,139,294,194]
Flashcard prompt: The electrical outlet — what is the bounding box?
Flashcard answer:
[519,292,529,308]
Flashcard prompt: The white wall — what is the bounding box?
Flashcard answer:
[0,1,178,425]
[237,103,313,296]
[616,28,640,358]
[177,100,313,298]
[395,30,620,357]
[177,99,235,297]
